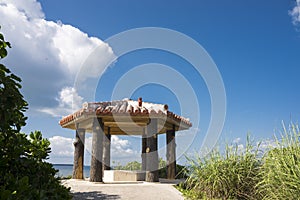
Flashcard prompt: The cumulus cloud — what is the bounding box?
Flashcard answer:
[232,137,241,144]
[111,136,137,157]
[229,137,279,156]
[49,135,139,164]
[0,0,116,111]
[39,87,83,117]
[1,0,45,19]
[257,139,278,152]
[228,142,245,154]
[85,135,139,159]
[289,0,300,25]
[49,136,74,157]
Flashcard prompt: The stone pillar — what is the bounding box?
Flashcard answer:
[72,128,85,179]
[142,128,147,180]
[103,127,111,173]
[166,125,176,179]
[146,119,159,182]
[90,118,104,182]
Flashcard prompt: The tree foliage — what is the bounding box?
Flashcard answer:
[113,161,142,170]
[0,27,71,199]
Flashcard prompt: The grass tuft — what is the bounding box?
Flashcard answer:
[256,123,300,199]
[179,122,300,199]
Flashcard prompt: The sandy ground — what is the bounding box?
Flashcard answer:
[61,179,184,200]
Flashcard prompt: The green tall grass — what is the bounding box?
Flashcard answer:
[179,123,300,200]
[180,135,261,199]
[256,123,300,199]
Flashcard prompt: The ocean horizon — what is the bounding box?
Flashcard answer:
[53,164,91,178]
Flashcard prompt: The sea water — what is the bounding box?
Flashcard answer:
[53,164,90,178]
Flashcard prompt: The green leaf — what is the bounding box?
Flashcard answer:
[6,42,11,48]
[10,74,21,82]
[0,48,7,58]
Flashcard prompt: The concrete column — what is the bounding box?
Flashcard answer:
[72,128,85,179]
[103,127,111,173]
[90,118,104,182]
[146,119,159,182]
[166,125,176,179]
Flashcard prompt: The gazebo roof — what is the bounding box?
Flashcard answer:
[59,98,192,135]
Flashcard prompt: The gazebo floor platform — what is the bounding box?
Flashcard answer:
[61,178,185,200]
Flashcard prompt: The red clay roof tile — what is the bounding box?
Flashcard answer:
[59,99,192,127]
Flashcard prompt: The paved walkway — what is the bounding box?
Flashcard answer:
[61,179,184,200]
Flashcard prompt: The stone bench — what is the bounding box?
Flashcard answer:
[103,170,145,183]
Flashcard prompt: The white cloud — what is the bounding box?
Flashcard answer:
[49,135,139,165]
[289,0,300,25]
[228,142,245,154]
[52,24,115,78]
[232,137,241,144]
[229,137,279,156]
[49,136,74,157]
[0,0,44,19]
[0,0,116,112]
[85,135,139,159]
[257,139,278,152]
[39,87,84,117]
[111,136,137,157]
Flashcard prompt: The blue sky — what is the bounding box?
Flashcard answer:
[0,0,300,165]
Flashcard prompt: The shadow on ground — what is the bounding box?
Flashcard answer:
[72,191,120,200]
